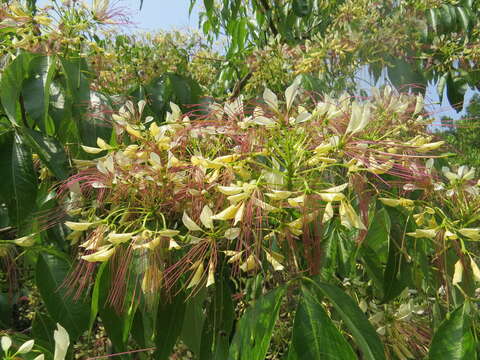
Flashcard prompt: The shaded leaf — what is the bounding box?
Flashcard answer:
[154,291,187,359]
[200,278,234,360]
[228,287,285,360]
[311,280,386,360]
[35,254,90,341]
[287,286,356,360]
[429,304,476,360]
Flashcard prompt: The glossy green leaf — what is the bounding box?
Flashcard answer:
[181,288,207,355]
[292,0,311,17]
[310,280,386,360]
[228,287,285,360]
[429,304,476,360]
[382,208,411,303]
[427,8,440,34]
[88,262,107,334]
[455,7,470,33]
[21,55,56,133]
[35,254,90,340]
[21,128,69,180]
[200,278,235,360]
[287,286,356,360]
[0,132,37,230]
[446,72,469,109]
[0,52,35,125]
[144,73,201,119]
[154,291,187,359]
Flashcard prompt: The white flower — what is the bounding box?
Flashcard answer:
[17,339,34,354]
[1,336,11,353]
[54,323,70,360]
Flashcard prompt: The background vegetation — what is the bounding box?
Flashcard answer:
[1,0,480,359]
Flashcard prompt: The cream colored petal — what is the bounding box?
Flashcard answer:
[182,212,202,232]
[187,262,204,289]
[200,205,214,230]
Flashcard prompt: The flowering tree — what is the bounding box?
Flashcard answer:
[0,1,479,359]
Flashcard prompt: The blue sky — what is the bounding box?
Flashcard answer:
[37,0,200,31]
[115,0,200,32]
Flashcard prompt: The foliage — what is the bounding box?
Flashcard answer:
[192,0,480,105]
[441,94,480,167]
[1,1,480,360]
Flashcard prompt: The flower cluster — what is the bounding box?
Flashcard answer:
[56,83,479,300]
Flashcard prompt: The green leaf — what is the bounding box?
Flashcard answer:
[200,278,235,360]
[181,288,207,355]
[0,132,38,231]
[0,52,35,125]
[32,312,57,350]
[21,55,57,133]
[35,254,90,340]
[427,8,440,34]
[292,0,312,17]
[429,304,476,360]
[446,72,469,109]
[144,73,201,119]
[88,262,107,334]
[455,7,470,33]
[59,57,96,146]
[310,280,386,360]
[228,287,285,360]
[21,128,69,180]
[382,208,411,302]
[154,291,187,359]
[287,286,356,360]
[97,263,131,353]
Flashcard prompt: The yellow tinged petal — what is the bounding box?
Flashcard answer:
[206,262,215,287]
[227,192,249,203]
[212,203,241,222]
[157,229,180,237]
[470,257,480,282]
[323,183,348,193]
[240,254,257,272]
[406,229,437,239]
[224,228,241,240]
[379,198,401,207]
[126,125,142,138]
[169,239,181,250]
[265,250,284,271]
[217,185,243,195]
[340,201,366,230]
[96,137,112,150]
[149,122,160,137]
[182,212,202,231]
[288,195,305,207]
[323,202,334,223]
[265,190,292,200]
[214,154,240,163]
[187,262,204,289]
[452,260,463,285]
[81,247,115,262]
[234,202,245,225]
[81,145,104,154]
[459,228,480,241]
[227,251,243,264]
[319,192,345,202]
[108,232,134,244]
[416,141,445,152]
[13,234,36,247]
[200,205,214,230]
[65,221,94,231]
[252,198,277,211]
[135,237,161,250]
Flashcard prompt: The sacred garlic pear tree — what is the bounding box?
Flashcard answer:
[0,1,479,359]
